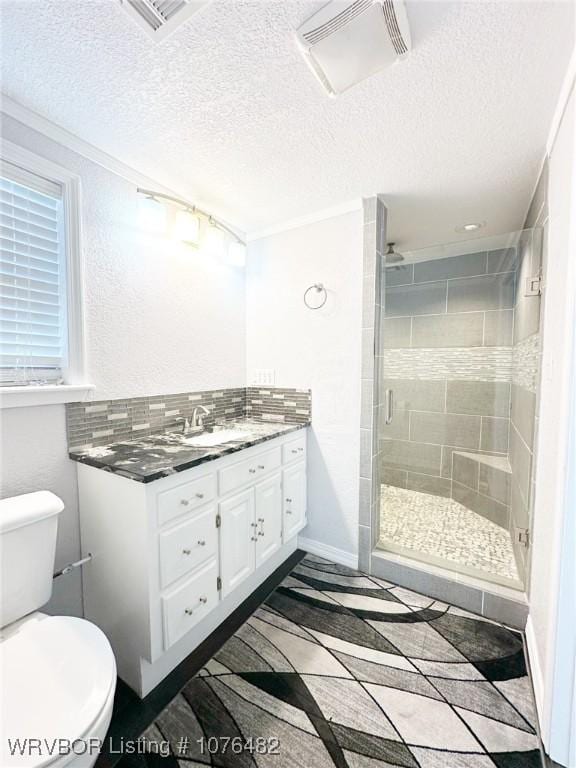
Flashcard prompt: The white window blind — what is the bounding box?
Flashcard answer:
[0,161,68,385]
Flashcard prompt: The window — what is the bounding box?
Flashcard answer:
[0,141,91,407]
[1,162,68,384]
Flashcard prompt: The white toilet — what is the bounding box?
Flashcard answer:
[0,492,116,768]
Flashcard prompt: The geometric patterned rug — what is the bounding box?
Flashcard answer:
[136,554,541,767]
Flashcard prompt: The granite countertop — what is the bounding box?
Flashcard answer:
[68,419,309,483]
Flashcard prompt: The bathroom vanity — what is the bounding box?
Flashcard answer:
[72,422,308,696]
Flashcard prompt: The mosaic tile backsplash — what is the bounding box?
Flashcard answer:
[66,387,311,451]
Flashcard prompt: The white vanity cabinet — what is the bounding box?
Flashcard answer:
[219,472,283,596]
[77,427,307,697]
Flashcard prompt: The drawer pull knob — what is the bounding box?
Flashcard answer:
[182,548,191,555]
[199,596,208,604]
[251,522,258,528]
[197,539,206,546]
[185,608,194,615]
[249,468,256,474]
[258,464,265,469]
[286,498,292,503]
[258,517,264,522]
[180,499,190,506]
[291,449,298,454]
[258,531,264,537]
[298,447,304,452]
[251,536,257,541]
[286,510,292,515]
[196,493,204,499]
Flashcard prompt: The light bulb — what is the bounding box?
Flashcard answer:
[204,223,225,257]
[173,209,200,246]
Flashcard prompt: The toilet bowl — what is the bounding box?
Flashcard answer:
[0,493,117,768]
[1,614,117,768]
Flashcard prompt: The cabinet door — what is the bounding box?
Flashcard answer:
[255,473,282,568]
[219,489,255,597]
[283,461,307,540]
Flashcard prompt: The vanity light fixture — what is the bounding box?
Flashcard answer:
[136,188,246,258]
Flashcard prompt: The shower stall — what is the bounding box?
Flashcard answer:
[374,227,543,593]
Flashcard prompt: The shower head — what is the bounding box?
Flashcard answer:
[385,243,404,264]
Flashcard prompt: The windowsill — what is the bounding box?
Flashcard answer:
[0,384,95,409]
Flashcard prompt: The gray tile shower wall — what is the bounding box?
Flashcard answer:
[66,387,311,451]
[381,247,517,527]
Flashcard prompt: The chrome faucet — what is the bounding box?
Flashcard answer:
[176,405,210,435]
[191,405,210,430]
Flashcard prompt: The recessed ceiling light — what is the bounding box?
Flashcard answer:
[456,221,486,233]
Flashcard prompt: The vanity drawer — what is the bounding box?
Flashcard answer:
[159,505,217,589]
[282,434,306,464]
[218,447,281,496]
[162,557,218,650]
[157,473,216,527]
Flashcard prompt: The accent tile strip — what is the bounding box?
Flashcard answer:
[512,333,540,393]
[382,347,513,381]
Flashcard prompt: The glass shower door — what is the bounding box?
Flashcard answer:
[377,229,542,590]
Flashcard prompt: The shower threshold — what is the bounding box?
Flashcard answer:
[378,484,523,591]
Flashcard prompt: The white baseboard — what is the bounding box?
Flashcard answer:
[525,615,546,742]
[297,536,358,569]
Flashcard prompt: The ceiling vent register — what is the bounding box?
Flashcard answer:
[296,0,411,96]
[120,0,209,41]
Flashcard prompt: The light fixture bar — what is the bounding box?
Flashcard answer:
[136,187,245,245]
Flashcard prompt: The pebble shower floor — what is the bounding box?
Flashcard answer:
[379,484,520,584]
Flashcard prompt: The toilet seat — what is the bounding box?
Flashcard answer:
[1,613,116,768]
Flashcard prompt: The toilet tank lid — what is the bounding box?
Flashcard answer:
[0,491,64,533]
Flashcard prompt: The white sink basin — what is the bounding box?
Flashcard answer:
[182,429,252,448]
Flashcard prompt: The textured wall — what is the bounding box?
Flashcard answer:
[0,115,246,616]
[380,248,516,529]
[246,210,363,562]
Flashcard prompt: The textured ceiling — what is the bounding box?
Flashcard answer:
[0,0,573,248]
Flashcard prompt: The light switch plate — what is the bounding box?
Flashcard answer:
[252,369,276,386]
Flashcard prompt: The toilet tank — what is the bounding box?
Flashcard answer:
[0,491,64,628]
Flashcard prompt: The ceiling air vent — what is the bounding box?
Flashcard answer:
[296,0,411,96]
[120,0,210,41]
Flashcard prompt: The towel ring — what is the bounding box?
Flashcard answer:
[304,283,327,310]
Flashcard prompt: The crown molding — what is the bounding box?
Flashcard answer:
[1,94,180,195]
[0,93,245,239]
[247,199,362,242]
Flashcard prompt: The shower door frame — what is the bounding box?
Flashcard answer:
[358,199,538,627]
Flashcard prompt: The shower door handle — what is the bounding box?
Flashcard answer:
[385,389,394,425]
